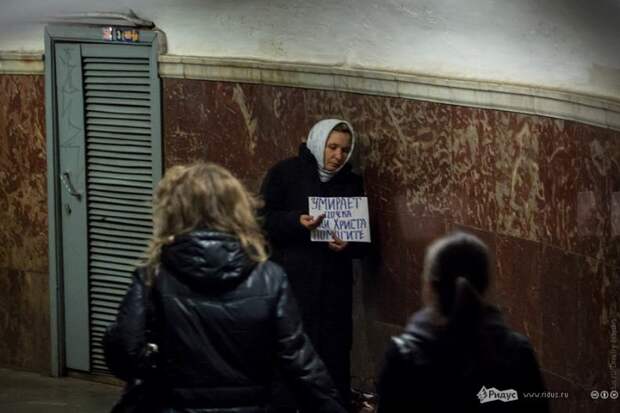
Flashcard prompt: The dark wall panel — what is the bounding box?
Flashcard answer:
[164,78,620,411]
[0,75,49,372]
[1,74,617,412]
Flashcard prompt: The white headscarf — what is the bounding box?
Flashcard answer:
[306,119,356,182]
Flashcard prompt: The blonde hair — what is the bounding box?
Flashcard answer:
[143,162,268,279]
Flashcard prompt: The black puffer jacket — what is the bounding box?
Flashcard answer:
[104,229,345,413]
[377,306,549,413]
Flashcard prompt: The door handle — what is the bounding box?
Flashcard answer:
[60,171,82,201]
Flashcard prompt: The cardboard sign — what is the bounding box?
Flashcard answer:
[309,196,371,242]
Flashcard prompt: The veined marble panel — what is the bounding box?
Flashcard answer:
[164,79,619,408]
[0,268,50,371]
[0,74,48,373]
[0,76,47,273]
[451,107,498,231]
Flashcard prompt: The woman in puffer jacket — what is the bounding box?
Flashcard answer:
[104,162,345,413]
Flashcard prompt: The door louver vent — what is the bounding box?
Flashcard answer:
[83,55,155,373]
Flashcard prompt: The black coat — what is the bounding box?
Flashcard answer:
[104,229,345,413]
[260,144,366,353]
[377,306,550,413]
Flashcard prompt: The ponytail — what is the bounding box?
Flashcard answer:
[447,276,484,332]
[423,232,490,330]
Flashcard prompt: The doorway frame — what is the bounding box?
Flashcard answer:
[45,25,161,376]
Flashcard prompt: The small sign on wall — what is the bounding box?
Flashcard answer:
[102,27,140,42]
[309,196,371,242]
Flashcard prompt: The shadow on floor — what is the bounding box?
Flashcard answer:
[0,368,120,413]
[0,368,382,412]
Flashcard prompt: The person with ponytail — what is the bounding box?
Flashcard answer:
[104,162,345,413]
[376,232,549,412]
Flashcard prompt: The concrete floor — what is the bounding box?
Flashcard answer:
[0,368,379,412]
[0,368,121,413]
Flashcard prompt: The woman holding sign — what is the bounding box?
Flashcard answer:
[261,119,368,411]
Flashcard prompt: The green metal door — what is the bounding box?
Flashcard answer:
[53,39,161,373]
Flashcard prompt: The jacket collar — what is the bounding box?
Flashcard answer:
[160,229,255,289]
[393,305,507,360]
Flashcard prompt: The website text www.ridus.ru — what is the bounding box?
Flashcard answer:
[522,392,569,399]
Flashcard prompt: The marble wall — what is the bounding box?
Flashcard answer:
[0,73,617,411]
[164,78,619,411]
[0,75,49,372]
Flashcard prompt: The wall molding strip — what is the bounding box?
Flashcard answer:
[0,52,44,74]
[2,52,619,131]
[158,55,620,132]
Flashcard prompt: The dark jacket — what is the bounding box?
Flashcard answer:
[260,144,366,351]
[104,229,345,413]
[377,306,549,413]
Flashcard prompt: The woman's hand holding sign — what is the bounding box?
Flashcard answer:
[299,213,325,230]
[301,214,348,251]
[328,232,348,252]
